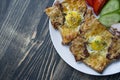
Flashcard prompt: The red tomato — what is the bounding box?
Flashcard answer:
[86,0,93,7]
[93,0,108,15]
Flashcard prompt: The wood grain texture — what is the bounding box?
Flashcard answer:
[0,0,120,80]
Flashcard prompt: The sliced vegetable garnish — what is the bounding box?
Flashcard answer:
[93,0,108,15]
[86,0,93,7]
[99,13,120,27]
[100,0,120,16]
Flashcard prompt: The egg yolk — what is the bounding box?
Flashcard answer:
[89,36,107,51]
[65,11,81,28]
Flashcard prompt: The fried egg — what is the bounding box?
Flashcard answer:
[86,35,111,56]
[87,36,107,51]
[65,11,81,28]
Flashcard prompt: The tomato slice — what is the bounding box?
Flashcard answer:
[86,0,93,7]
[93,0,108,15]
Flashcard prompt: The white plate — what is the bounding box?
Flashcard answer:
[49,0,120,76]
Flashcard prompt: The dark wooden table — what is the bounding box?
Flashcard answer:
[0,0,120,80]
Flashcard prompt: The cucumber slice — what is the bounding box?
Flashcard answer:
[100,0,119,16]
[118,9,120,14]
[99,13,120,27]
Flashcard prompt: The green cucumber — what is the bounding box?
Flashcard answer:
[99,13,120,27]
[100,0,119,16]
[118,9,120,14]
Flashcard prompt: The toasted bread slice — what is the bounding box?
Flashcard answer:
[59,26,79,44]
[45,1,64,29]
[81,10,113,73]
[59,0,87,44]
[70,36,89,61]
[107,35,120,60]
[80,10,113,39]
[106,28,120,60]
[83,53,110,73]
[45,0,87,44]
[70,9,113,73]
[62,0,87,14]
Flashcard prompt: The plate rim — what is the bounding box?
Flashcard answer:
[48,0,120,76]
